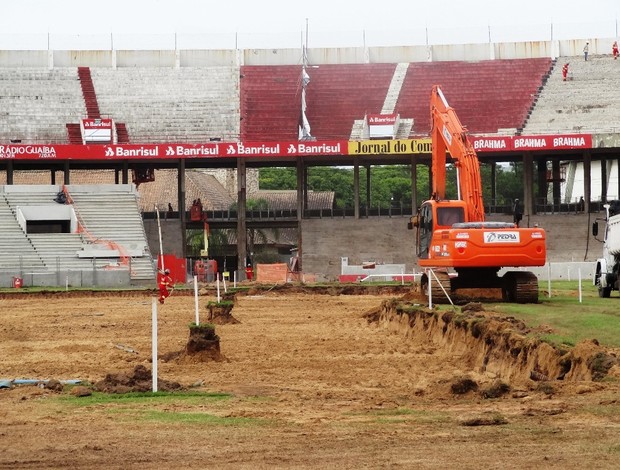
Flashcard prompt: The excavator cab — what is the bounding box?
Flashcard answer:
[415,200,466,259]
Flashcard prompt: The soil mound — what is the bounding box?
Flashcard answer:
[94,365,183,393]
[367,298,619,386]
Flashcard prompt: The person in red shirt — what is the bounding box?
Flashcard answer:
[158,269,174,304]
[613,41,619,60]
[562,63,569,81]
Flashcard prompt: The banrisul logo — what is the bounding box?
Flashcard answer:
[484,231,520,243]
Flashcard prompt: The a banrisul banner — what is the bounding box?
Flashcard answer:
[0,134,593,161]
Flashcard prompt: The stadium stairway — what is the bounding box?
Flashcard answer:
[65,123,83,144]
[77,67,101,119]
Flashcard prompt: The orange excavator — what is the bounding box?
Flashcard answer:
[410,85,546,302]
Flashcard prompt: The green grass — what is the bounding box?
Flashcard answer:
[59,390,231,406]
[138,410,270,426]
[347,407,452,424]
[56,390,273,427]
[489,281,620,348]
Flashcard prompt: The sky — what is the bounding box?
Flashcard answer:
[0,0,618,49]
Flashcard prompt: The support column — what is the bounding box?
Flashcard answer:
[600,157,608,203]
[296,157,304,272]
[552,159,561,209]
[536,159,547,212]
[428,162,433,196]
[584,151,591,213]
[177,160,187,258]
[6,161,14,185]
[365,164,371,217]
[353,162,360,219]
[237,159,247,280]
[122,161,129,184]
[51,169,56,185]
[302,165,309,215]
[63,161,70,185]
[617,155,620,200]
[411,156,417,212]
[523,152,534,219]
[490,161,496,209]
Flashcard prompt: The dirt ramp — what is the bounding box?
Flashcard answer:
[365,299,618,386]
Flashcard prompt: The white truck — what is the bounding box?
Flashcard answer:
[593,201,620,297]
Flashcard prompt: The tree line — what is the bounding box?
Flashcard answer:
[259,163,524,210]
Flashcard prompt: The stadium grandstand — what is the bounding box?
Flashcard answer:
[1,35,619,286]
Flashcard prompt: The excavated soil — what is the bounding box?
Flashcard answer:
[1,289,620,469]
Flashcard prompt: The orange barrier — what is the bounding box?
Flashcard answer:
[256,263,288,283]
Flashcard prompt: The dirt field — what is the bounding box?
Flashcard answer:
[1,289,620,469]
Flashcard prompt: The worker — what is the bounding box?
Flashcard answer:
[158,268,174,304]
[562,63,569,81]
[513,199,523,228]
[613,41,619,60]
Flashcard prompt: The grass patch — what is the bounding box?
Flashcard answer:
[59,390,231,406]
[490,281,620,348]
[138,410,270,426]
[349,408,452,424]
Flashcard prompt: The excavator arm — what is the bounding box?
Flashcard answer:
[430,85,485,222]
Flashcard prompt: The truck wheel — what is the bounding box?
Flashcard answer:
[598,285,612,298]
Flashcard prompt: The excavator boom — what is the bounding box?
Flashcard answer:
[430,85,485,222]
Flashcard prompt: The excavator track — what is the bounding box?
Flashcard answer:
[421,271,452,304]
[501,271,539,303]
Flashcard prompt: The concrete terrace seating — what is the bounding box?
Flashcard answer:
[1,185,155,283]
[90,67,240,143]
[66,185,156,281]
[0,192,45,273]
[240,64,397,140]
[523,56,620,134]
[0,68,86,143]
[240,65,301,141]
[396,58,553,135]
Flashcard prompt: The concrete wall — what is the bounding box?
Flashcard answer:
[143,218,185,259]
[0,269,130,288]
[301,217,416,281]
[300,212,602,281]
[2,36,618,69]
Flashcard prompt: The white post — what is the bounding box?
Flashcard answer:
[151,297,158,393]
[234,270,237,288]
[401,268,404,286]
[216,276,221,302]
[223,273,227,293]
[578,268,582,303]
[428,269,433,309]
[65,274,69,291]
[567,268,571,282]
[193,275,199,325]
[547,263,552,298]
[155,205,165,272]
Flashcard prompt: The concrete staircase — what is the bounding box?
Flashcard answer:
[77,67,101,119]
